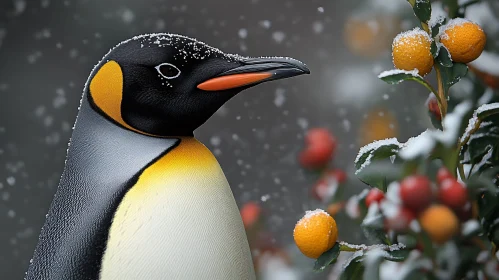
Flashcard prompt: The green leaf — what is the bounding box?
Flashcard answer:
[477,190,499,226]
[442,0,459,18]
[355,139,401,189]
[314,242,341,272]
[477,103,499,120]
[431,18,447,38]
[433,142,460,174]
[430,41,438,58]
[436,46,453,67]
[356,160,403,191]
[379,70,435,94]
[340,255,365,280]
[384,249,411,262]
[467,168,499,195]
[362,223,391,245]
[363,250,383,280]
[355,139,401,171]
[436,63,468,95]
[461,104,499,168]
[468,130,499,165]
[455,246,482,277]
[490,226,499,245]
[413,0,432,23]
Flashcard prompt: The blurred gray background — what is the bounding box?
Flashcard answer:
[0,0,432,279]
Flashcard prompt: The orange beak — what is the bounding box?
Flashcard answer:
[197,73,273,91]
[197,57,310,92]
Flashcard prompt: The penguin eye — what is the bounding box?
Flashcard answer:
[155,63,181,79]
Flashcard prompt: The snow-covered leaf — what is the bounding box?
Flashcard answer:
[355,139,401,173]
[363,248,384,280]
[467,123,499,165]
[462,220,481,238]
[412,0,432,23]
[399,130,435,161]
[340,253,365,280]
[355,139,401,189]
[476,103,499,120]
[431,17,446,37]
[362,203,390,244]
[378,69,434,94]
[436,63,468,95]
[314,242,341,272]
[435,243,460,279]
[436,46,453,67]
[460,103,499,168]
[363,225,391,245]
[384,248,410,262]
[430,41,438,58]
[397,102,471,171]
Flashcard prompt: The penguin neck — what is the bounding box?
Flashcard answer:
[86,92,195,138]
[83,96,194,140]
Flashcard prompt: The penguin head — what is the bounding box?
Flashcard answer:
[88,33,309,137]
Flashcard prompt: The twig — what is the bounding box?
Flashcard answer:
[435,67,447,119]
[458,164,466,180]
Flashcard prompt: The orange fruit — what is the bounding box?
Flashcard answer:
[344,15,401,58]
[293,209,338,258]
[392,27,434,76]
[419,205,459,244]
[359,108,398,146]
[440,18,486,63]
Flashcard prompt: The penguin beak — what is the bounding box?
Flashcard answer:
[197,57,310,91]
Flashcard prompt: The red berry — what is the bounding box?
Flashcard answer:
[327,169,347,183]
[305,128,337,149]
[299,144,334,169]
[437,167,454,185]
[365,188,385,207]
[400,175,433,212]
[385,207,415,232]
[427,95,441,121]
[438,179,468,209]
[240,202,261,229]
[299,128,336,169]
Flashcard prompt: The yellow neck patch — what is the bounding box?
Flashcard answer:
[131,137,220,194]
[90,60,152,135]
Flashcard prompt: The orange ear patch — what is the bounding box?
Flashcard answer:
[89,60,156,136]
[90,61,125,125]
[197,73,272,91]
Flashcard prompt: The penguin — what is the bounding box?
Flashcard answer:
[26,33,309,280]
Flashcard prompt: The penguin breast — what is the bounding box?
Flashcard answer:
[99,137,255,280]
